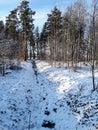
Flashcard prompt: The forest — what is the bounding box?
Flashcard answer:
[0,0,98,130]
[0,0,98,90]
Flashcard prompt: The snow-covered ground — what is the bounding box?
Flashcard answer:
[0,60,98,130]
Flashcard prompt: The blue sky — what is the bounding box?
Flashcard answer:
[0,0,92,30]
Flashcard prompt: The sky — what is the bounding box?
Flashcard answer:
[0,0,92,31]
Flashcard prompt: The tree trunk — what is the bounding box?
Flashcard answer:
[2,63,5,76]
[91,64,96,91]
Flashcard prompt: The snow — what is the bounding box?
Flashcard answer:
[0,60,98,130]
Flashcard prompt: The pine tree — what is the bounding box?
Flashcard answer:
[29,31,35,60]
[19,0,35,61]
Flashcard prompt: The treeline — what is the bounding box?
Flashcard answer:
[36,0,98,91]
[0,0,98,75]
[0,0,35,75]
[38,0,98,69]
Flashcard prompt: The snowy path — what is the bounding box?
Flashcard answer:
[1,61,95,130]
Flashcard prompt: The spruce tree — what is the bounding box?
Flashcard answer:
[35,26,40,59]
[39,22,48,59]
[5,8,19,40]
[0,20,4,40]
[47,7,62,65]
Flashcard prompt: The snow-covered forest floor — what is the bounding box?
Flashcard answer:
[0,60,98,130]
